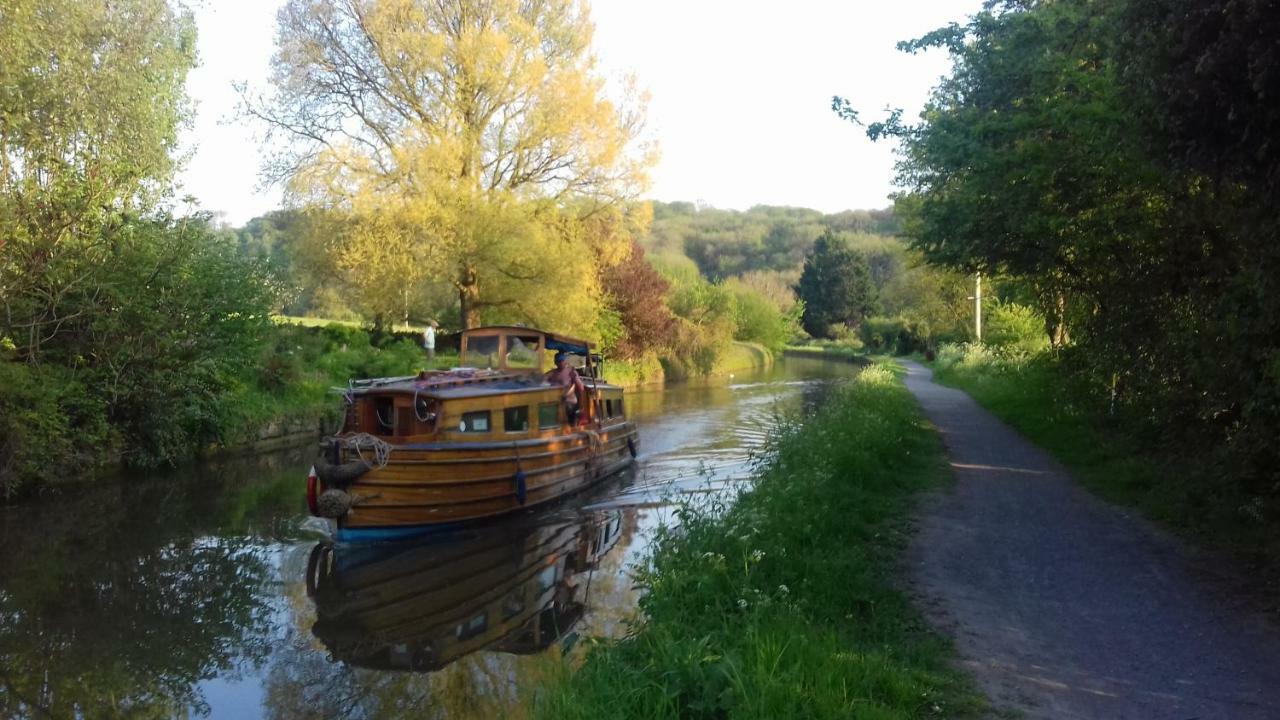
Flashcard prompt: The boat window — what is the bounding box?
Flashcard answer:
[616,398,624,417]
[456,612,488,641]
[505,334,543,369]
[604,399,614,417]
[459,410,490,433]
[502,592,525,620]
[463,335,500,369]
[503,406,529,432]
[536,564,558,593]
[538,402,560,428]
[373,397,394,435]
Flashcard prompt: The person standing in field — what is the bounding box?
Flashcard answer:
[423,320,438,364]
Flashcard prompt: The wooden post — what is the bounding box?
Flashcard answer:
[975,273,983,342]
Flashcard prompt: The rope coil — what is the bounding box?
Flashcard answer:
[344,433,393,469]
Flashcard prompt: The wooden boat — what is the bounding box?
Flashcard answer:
[306,510,624,671]
[305,326,639,541]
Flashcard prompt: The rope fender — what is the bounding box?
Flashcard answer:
[314,433,393,487]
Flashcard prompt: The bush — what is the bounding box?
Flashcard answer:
[859,315,930,355]
[317,322,373,351]
[663,274,737,378]
[727,282,792,353]
[0,363,113,498]
[984,301,1049,356]
[934,342,1001,372]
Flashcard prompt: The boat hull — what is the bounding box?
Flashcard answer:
[330,420,638,540]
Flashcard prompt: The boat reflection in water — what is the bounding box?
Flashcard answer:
[305,508,624,672]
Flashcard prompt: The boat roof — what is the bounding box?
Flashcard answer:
[341,369,617,398]
[464,325,595,355]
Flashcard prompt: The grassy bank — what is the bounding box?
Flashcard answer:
[930,344,1280,578]
[604,352,666,388]
[714,341,774,375]
[532,364,979,719]
[786,341,863,362]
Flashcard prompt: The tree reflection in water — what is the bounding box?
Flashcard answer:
[0,453,306,718]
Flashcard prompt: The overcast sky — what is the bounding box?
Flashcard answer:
[175,0,984,226]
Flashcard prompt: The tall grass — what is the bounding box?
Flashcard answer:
[533,364,980,719]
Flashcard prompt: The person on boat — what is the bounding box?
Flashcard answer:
[546,351,586,425]
[422,320,437,363]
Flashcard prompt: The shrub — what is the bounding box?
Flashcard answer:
[0,363,113,498]
[984,301,1049,355]
[727,282,792,353]
[933,342,1000,372]
[859,315,930,355]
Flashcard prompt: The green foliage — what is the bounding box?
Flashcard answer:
[659,268,738,379]
[0,363,112,498]
[0,0,197,361]
[859,316,928,356]
[645,202,899,280]
[725,280,796,353]
[848,0,1280,541]
[534,365,979,719]
[0,215,282,492]
[81,218,280,467]
[786,339,864,359]
[796,231,877,338]
[237,200,930,382]
[601,352,665,387]
[983,301,1048,356]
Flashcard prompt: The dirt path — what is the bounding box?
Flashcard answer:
[900,360,1280,720]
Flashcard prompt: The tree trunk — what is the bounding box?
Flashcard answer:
[371,312,386,345]
[458,265,481,329]
[1047,290,1070,348]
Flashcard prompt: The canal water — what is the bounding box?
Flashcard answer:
[0,356,861,719]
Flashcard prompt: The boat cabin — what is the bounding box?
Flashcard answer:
[458,326,602,378]
[334,326,623,443]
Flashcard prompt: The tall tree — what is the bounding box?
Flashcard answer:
[0,0,196,359]
[842,0,1280,529]
[795,231,876,338]
[836,2,1172,348]
[247,0,652,329]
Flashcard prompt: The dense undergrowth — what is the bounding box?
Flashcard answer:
[931,344,1280,584]
[533,364,979,719]
[0,322,429,500]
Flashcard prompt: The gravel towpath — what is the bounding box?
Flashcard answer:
[900,360,1280,720]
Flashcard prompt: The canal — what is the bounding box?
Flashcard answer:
[0,356,861,719]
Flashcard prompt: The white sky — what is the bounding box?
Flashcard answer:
[175,0,983,227]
